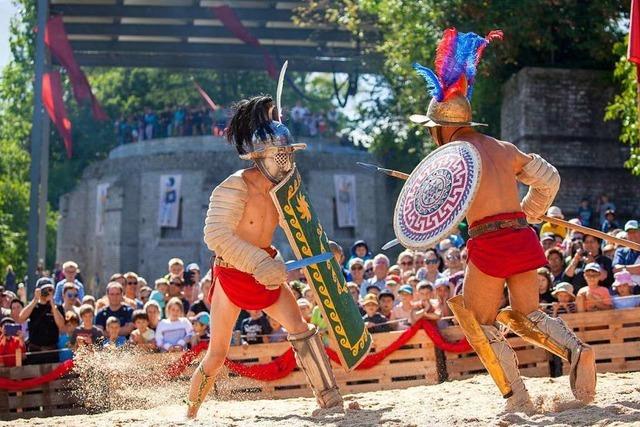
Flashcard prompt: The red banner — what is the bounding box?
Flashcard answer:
[44,16,107,121]
[211,5,278,79]
[630,0,640,67]
[167,319,471,381]
[0,360,74,391]
[42,71,73,158]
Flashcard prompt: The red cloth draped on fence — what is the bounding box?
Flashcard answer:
[166,319,471,381]
[211,5,278,79]
[42,71,73,158]
[0,359,74,391]
[44,16,107,121]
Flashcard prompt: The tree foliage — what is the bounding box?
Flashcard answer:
[605,38,640,175]
[298,0,628,172]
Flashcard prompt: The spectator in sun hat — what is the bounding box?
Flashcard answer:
[361,294,392,333]
[540,232,556,251]
[551,282,576,316]
[613,220,640,284]
[393,285,415,329]
[539,206,567,239]
[611,270,640,309]
[576,263,613,312]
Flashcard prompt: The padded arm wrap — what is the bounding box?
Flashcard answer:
[517,154,560,222]
[203,173,270,274]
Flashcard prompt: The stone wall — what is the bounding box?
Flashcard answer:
[56,137,395,294]
[501,67,640,220]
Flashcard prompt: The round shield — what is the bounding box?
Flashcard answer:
[393,141,482,250]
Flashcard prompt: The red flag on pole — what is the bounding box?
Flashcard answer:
[42,71,73,158]
[211,5,278,79]
[44,16,108,121]
[630,0,640,70]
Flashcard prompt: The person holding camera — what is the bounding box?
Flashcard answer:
[564,235,614,293]
[0,317,26,367]
[18,278,65,364]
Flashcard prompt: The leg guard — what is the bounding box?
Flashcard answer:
[448,295,528,400]
[185,363,214,418]
[288,324,343,409]
[497,309,596,402]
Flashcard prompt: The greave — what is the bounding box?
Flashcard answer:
[448,295,528,400]
[288,324,343,408]
[185,363,215,418]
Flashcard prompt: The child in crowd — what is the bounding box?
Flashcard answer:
[267,316,287,343]
[155,297,192,352]
[392,285,415,330]
[58,311,79,361]
[150,278,170,315]
[551,282,577,316]
[612,270,640,309]
[297,298,313,323]
[377,290,397,330]
[81,295,96,310]
[144,300,162,330]
[576,263,613,312]
[189,312,210,348]
[71,304,103,349]
[362,293,392,333]
[103,316,127,349]
[411,282,439,324]
[240,309,272,345]
[130,310,157,351]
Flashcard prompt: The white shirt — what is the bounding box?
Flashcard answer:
[155,317,193,351]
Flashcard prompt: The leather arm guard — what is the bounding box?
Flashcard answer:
[516,154,560,224]
[203,171,286,287]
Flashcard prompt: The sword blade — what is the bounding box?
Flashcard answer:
[381,238,400,250]
[356,162,409,180]
[276,60,288,122]
[285,251,334,271]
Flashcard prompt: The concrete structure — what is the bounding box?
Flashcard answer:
[57,137,394,294]
[502,67,640,221]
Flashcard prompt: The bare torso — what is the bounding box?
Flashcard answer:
[234,167,279,249]
[453,129,531,225]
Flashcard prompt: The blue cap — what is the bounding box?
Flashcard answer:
[36,277,54,289]
[584,262,601,273]
[625,220,639,232]
[398,285,413,294]
[379,289,395,300]
[191,312,210,326]
[186,263,200,272]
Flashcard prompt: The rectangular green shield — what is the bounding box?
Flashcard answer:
[271,166,372,370]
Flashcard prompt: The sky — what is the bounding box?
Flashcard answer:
[0,1,19,69]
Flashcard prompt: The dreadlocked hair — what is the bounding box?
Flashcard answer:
[226,95,278,155]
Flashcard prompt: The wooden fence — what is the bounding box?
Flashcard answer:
[2,307,640,419]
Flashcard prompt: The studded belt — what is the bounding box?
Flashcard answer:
[468,217,529,239]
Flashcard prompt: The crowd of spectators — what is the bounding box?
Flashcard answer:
[114,102,339,145]
[1,197,639,367]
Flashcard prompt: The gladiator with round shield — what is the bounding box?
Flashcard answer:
[398,28,596,411]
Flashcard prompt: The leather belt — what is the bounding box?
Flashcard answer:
[468,217,529,239]
[214,257,234,269]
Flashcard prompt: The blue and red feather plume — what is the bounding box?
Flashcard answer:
[413,28,502,102]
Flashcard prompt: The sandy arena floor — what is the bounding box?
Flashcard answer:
[4,370,640,427]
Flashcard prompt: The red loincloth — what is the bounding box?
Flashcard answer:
[467,212,547,278]
[207,247,282,310]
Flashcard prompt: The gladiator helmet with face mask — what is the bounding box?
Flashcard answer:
[240,120,306,183]
[408,29,503,144]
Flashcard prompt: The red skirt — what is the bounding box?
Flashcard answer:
[207,247,282,310]
[467,212,547,278]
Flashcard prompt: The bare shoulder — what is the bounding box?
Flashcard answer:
[217,169,250,191]
[492,138,532,172]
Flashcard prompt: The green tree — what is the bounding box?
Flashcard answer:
[605,38,640,174]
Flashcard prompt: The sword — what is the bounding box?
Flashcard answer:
[276,60,288,123]
[285,251,334,271]
[356,162,409,180]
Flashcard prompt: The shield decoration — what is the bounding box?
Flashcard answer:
[394,141,482,250]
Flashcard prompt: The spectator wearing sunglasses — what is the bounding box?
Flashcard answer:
[443,247,464,276]
[168,275,190,314]
[61,282,80,315]
[416,249,445,285]
[361,254,390,297]
[347,258,366,291]
[396,250,415,276]
[363,259,374,280]
[123,272,143,309]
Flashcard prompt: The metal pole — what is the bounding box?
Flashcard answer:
[27,0,49,295]
[38,110,50,263]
